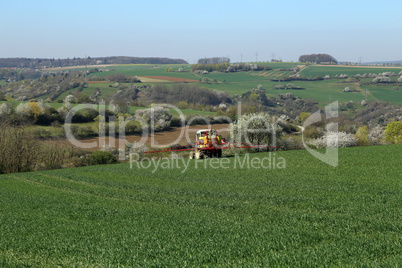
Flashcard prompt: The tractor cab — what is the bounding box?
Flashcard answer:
[196,129,211,144]
[190,129,224,159]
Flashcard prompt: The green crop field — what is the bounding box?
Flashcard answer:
[0,145,400,266]
[300,65,402,77]
[88,65,198,80]
[56,83,125,101]
[363,84,402,105]
[28,63,402,105]
[199,79,374,104]
[251,62,305,69]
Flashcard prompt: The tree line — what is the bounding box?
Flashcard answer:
[197,57,230,65]
[0,56,188,68]
[298,54,337,64]
[192,63,272,73]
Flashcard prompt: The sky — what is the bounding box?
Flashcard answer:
[0,0,401,62]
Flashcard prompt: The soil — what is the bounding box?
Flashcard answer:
[139,76,199,82]
[87,81,111,84]
[51,124,230,151]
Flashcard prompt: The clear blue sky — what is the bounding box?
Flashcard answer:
[1,0,401,62]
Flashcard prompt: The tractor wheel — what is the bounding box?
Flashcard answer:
[217,149,222,158]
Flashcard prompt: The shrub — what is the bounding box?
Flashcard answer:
[178,101,189,110]
[32,128,51,139]
[170,117,184,128]
[15,102,31,117]
[372,76,391,83]
[135,107,172,131]
[384,121,402,144]
[300,112,311,123]
[89,151,118,165]
[303,125,322,139]
[69,125,95,139]
[355,126,369,146]
[71,156,89,167]
[72,108,99,123]
[368,126,384,145]
[307,131,356,148]
[230,112,283,146]
[0,102,13,116]
[124,121,141,135]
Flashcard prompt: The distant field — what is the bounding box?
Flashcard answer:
[4,63,399,106]
[88,65,198,80]
[199,79,372,104]
[245,62,305,69]
[363,84,402,105]
[300,65,402,77]
[56,83,121,101]
[0,145,400,266]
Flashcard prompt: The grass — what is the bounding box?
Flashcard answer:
[88,65,198,80]
[363,84,402,105]
[0,145,400,266]
[300,65,402,77]
[7,63,399,106]
[85,64,401,105]
[56,83,119,101]
[200,79,373,104]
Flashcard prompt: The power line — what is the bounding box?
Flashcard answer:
[85,55,88,85]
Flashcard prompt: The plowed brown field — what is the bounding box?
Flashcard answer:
[52,124,230,151]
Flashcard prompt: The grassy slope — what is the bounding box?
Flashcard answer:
[4,63,399,105]
[300,65,402,77]
[0,145,400,266]
[87,64,401,105]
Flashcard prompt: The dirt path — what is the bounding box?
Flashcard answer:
[296,65,307,74]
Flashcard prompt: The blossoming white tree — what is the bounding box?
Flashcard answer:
[307,131,356,148]
[15,103,31,117]
[230,112,283,146]
[135,107,172,132]
[0,103,13,116]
